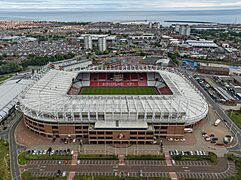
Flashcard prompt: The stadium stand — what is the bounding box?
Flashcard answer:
[89,73,148,87]
[73,72,172,94]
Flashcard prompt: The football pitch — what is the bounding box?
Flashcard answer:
[80,87,158,95]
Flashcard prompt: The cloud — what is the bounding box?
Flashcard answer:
[0,0,240,11]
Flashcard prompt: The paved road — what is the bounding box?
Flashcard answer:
[8,114,24,180]
[24,158,235,179]
[0,113,26,180]
[181,69,241,154]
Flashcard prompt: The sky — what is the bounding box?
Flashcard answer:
[0,0,241,11]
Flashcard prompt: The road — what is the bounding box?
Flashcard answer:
[181,69,241,154]
[0,115,24,180]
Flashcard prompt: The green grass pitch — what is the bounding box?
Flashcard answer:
[80,87,158,95]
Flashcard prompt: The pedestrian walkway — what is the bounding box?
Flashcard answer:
[164,151,178,180]
[118,154,125,166]
[71,151,78,165]
[164,151,172,166]
[67,172,75,180]
[169,172,178,180]
[67,151,78,180]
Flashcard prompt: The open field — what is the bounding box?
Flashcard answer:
[78,154,117,160]
[0,140,11,180]
[80,87,158,95]
[227,110,241,129]
[127,154,165,160]
[225,154,241,180]
[0,75,12,84]
[172,152,218,164]
[18,151,72,165]
[74,177,170,180]
[21,171,67,180]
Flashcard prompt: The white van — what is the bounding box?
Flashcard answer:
[214,119,221,126]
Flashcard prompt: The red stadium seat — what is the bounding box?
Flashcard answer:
[90,73,148,87]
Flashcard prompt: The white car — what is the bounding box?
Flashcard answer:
[195,151,200,156]
[62,171,66,177]
[205,137,211,141]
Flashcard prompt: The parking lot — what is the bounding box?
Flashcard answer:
[125,160,166,166]
[76,172,115,177]
[176,159,236,179]
[77,160,117,166]
[177,170,234,179]
[76,171,169,178]
[128,172,169,177]
[27,160,71,166]
[25,158,236,179]
[173,160,210,166]
[32,171,57,177]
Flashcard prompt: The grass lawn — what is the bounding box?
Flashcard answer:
[74,177,170,180]
[0,75,12,83]
[0,140,11,180]
[227,110,241,129]
[224,154,241,180]
[18,151,72,165]
[78,154,117,160]
[172,152,218,164]
[21,171,67,180]
[127,154,165,160]
[80,87,158,95]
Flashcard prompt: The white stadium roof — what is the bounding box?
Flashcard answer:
[19,66,208,125]
[0,78,33,122]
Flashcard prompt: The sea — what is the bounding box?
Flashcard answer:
[0,9,241,26]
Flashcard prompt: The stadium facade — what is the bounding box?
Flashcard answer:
[19,66,208,144]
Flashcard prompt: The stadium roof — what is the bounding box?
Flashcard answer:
[0,78,33,122]
[19,66,208,125]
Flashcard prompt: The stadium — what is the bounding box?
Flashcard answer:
[18,66,208,144]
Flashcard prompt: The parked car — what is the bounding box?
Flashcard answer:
[169,151,173,156]
[195,151,200,156]
[214,119,221,126]
[189,151,194,156]
[205,137,211,141]
[211,140,216,144]
[62,171,66,177]
[212,137,218,141]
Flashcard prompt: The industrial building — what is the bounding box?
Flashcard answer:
[186,39,219,48]
[199,65,230,76]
